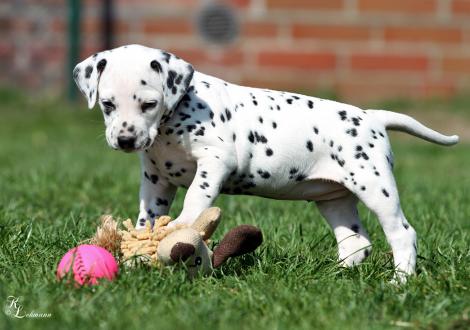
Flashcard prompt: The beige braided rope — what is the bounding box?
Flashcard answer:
[90,215,187,266]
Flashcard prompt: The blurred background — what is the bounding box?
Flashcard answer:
[2,0,470,103]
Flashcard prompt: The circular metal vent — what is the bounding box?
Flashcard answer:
[196,3,239,44]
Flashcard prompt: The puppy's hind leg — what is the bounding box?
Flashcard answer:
[316,194,372,267]
[353,164,417,282]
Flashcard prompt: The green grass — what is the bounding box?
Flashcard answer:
[0,93,469,330]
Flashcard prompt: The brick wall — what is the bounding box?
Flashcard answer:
[2,0,470,103]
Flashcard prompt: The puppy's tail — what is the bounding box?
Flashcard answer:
[367,109,459,146]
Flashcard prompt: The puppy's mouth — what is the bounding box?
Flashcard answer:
[116,137,153,153]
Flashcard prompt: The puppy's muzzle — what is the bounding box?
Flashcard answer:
[117,136,136,151]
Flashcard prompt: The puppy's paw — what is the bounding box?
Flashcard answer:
[338,234,372,267]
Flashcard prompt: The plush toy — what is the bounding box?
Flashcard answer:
[91,207,263,277]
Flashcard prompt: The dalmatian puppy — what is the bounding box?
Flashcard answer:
[73,44,459,281]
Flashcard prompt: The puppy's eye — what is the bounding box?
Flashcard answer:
[101,100,116,115]
[141,101,158,113]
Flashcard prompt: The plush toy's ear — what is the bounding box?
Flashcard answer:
[212,225,263,268]
[73,53,108,109]
[190,207,221,240]
[150,51,194,112]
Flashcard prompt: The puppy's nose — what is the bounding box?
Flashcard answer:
[117,136,136,149]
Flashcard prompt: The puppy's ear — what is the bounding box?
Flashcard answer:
[151,51,194,112]
[73,54,108,109]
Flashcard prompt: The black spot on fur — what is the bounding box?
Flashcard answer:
[85,65,93,79]
[266,148,273,156]
[382,189,390,197]
[295,174,306,182]
[175,74,183,85]
[338,111,347,121]
[248,131,255,143]
[254,132,268,143]
[150,60,162,73]
[97,59,107,73]
[225,109,232,121]
[167,71,177,89]
[346,128,358,137]
[186,124,196,132]
[257,169,271,179]
[306,140,314,152]
[195,127,205,136]
[162,51,171,63]
[156,198,168,206]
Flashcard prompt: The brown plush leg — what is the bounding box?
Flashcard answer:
[212,225,263,268]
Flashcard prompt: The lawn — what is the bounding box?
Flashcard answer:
[0,91,469,330]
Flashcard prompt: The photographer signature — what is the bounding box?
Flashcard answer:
[4,296,52,319]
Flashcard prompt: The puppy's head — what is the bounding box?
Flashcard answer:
[73,45,194,152]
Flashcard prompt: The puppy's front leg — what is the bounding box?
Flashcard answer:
[136,170,177,229]
[170,158,234,227]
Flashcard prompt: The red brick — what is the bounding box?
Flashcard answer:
[292,24,371,41]
[167,48,244,66]
[442,56,470,73]
[452,0,470,15]
[358,0,437,14]
[51,19,66,33]
[143,19,192,35]
[166,48,206,63]
[0,18,11,33]
[116,0,194,4]
[81,46,105,59]
[31,45,65,63]
[210,50,244,66]
[420,81,456,97]
[384,26,462,43]
[0,43,13,57]
[336,79,455,103]
[243,22,278,38]
[258,51,336,70]
[229,0,252,8]
[82,19,100,34]
[266,0,344,10]
[240,77,317,92]
[350,54,428,71]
